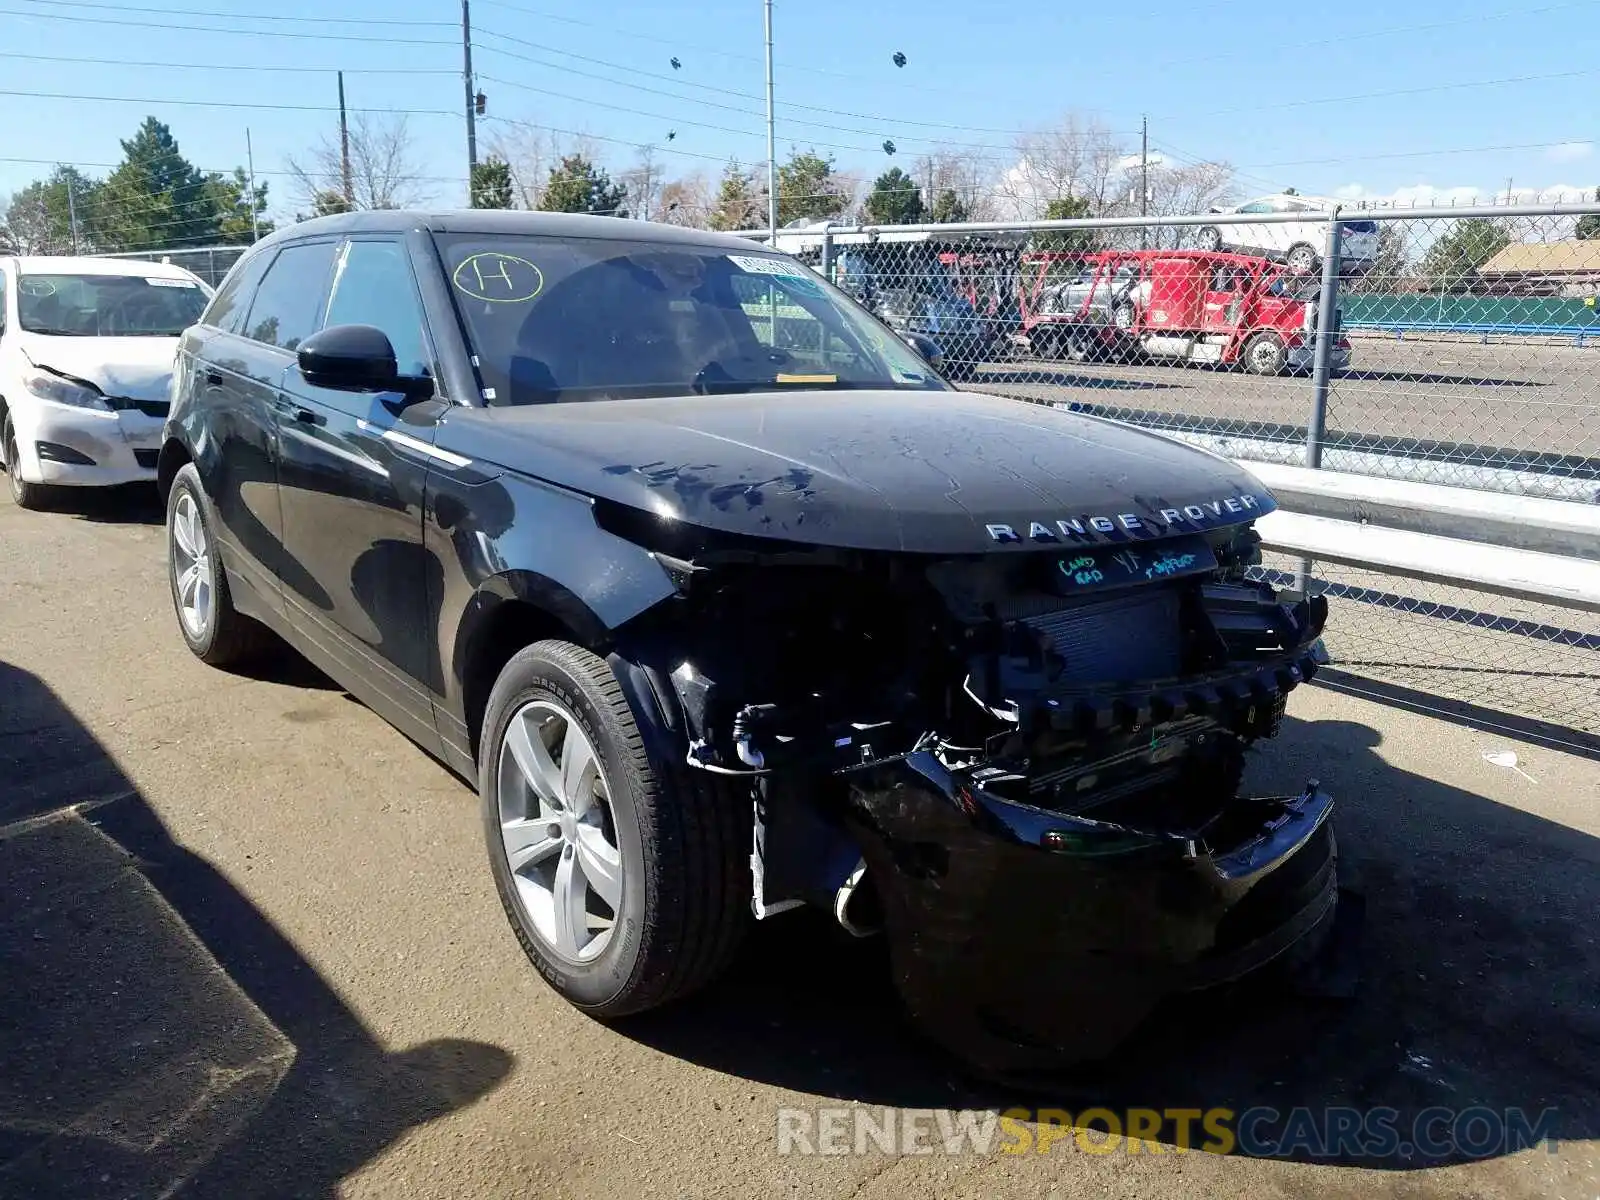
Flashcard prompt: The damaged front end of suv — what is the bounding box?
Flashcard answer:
[599,478,1335,1079]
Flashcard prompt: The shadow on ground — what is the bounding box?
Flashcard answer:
[0,661,514,1199]
[47,482,166,526]
[624,712,1599,1169]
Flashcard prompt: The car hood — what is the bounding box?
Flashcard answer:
[17,334,179,403]
[435,389,1275,555]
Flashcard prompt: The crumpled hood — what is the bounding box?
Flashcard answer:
[436,389,1276,554]
[18,334,179,403]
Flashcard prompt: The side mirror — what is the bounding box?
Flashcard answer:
[902,331,946,368]
[297,324,402,392]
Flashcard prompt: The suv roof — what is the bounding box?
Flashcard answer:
[256,209,769,255]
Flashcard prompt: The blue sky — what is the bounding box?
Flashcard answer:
[1,0,1596,217]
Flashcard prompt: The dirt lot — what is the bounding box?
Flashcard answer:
[3,485,1598,1200]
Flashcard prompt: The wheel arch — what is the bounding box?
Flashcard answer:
[156,436,193,503]
[456,571,618,764]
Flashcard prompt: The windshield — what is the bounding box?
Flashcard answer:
[17,272,208,337]
[436,235,950,406]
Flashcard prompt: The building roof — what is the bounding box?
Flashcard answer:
[1479,240,1600,275]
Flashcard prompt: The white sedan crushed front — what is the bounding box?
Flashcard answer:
[0,255,212,509]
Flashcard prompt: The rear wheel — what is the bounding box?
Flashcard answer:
[1243,332,1288,376]
[4,416,53,511]
[1197,226,1223,251]
[481,640,749,1018]
[166,462,275,666]
[1286,243,1319,275]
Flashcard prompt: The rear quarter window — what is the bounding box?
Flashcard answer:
[203,249,275,335]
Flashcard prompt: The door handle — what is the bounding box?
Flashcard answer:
[292,407,319,425]
[204,370,224,387]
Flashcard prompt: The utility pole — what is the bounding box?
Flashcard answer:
[463,0,478,179]
[1139,114,1149,249]
[245,128,260,241]
[763,0,777,240]
[338,71,354,207]
[63,168,79,253]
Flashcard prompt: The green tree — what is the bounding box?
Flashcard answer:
[777,149,847,224]
[4,167,101,253]
[1576,187,1600,239]
[1419,217,1511,292]
[540,154,627,216]
[95,117,218,251]
[204,167,272,244]
[470,158,515,209]
[930,188,970,223]
[864,167,924,225]
[1033,195,1098,253]
[708,160,760,231]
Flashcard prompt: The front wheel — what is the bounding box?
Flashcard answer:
[1243,332,1288,376]
[1197,226,1223,251]
[4,416,53,511]
[480,640,750,1018]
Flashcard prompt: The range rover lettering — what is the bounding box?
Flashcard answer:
[159,211,1338,1079]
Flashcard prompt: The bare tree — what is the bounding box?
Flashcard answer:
[997,115,1128,220]
[286,112,434,212]
[618,145,664,221]
[657,174,711,227]
[908,148,999,221]
[485,124,600,210]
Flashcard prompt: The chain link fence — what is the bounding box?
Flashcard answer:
[745,207,1600,733]
[95,245,249,289]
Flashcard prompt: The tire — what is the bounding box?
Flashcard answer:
[166,462,274,667]
[480,640,750,1019]
[4,416,54,511]
[1197,226,1223,252]
[1243,332,1287,376]
[1063,332,1093,363]
[1112,302,1136,330]
[1031,328,1060,360]
[1286,243,1319,275]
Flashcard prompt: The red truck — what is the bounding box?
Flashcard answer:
[1020,249,1352,375]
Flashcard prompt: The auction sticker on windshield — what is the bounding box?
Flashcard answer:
[728,254,810,278]
[146,278,198,288]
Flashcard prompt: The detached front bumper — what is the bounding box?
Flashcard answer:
[1287,342,1352,373]
[843,753,1338,1080]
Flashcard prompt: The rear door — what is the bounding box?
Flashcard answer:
[274,236,443,747]
[180,245,296,621]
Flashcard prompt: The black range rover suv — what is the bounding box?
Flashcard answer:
[159,210,1337,1079]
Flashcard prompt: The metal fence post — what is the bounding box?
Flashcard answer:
[1295,211,1345,595]
[820,224,834,281]
[1305,210,1344,470]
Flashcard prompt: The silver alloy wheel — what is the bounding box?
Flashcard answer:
[171,491,215,639]
[497,699,623,963]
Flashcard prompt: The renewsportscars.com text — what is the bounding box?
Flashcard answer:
[775,1105,1560,1159]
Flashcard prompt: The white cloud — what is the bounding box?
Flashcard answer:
[1546,141,1594,163]
[1329,181,1595,208]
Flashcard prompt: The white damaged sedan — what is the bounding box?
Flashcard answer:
[0,256,212,509]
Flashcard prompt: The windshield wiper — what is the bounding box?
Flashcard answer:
[22,326,91,336]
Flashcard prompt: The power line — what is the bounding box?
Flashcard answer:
[0,86,458,117]
[0,5,453,44]
[0,49,458,75]
[474,28,1057,139]
[11,0,455,25]
[475,71,1020,159]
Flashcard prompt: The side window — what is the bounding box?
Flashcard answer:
[321,240,431,377]
[202,249,274,334]
[242,241,338,351]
